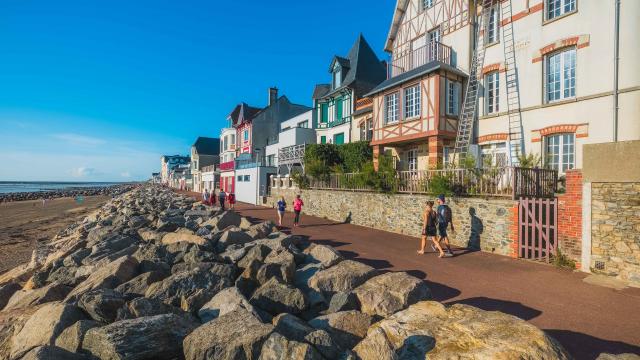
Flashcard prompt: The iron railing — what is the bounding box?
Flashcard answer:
[305,167,557,199]
[279,144,306,166]
[388,41,452,79]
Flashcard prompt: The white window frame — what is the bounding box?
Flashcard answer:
[443,146,451,168]
[546,0,576,20]
[384,92,399,124]
[485,4,500,45]
[407,148,418,171]
[404,84,421,119]
[485,71,500,114]
[423,0,434,10]
[333,63,342,89]
[544,133,575,174]
[545,47,576,103]
[480,142,507,167]
[446,80,461,116]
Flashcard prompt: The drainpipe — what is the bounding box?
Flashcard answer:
[613,0,621,142]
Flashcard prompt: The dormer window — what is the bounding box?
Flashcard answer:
[332,63,342,89]
[423,0,434,10]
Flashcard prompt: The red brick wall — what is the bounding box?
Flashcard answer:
[556,169,583,269]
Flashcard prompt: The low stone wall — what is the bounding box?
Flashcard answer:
[591,182,640,286]
[268,188,518,257]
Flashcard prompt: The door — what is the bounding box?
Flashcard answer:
[427,28,441,62]
[333,133,345,145]
[518,197,558,262]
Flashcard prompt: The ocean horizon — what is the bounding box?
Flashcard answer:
[0,181,135,194]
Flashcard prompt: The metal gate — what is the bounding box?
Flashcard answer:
[518,197,558,262]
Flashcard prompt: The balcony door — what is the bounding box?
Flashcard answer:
[411,36,427,69]
[427,28,441,62]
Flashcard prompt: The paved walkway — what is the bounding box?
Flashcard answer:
[230,202,640,359]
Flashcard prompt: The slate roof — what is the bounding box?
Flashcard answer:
[227,102,262,127]
[192,137,221,155]
[312,84,331,99]
[365,61,468,97]
[313,34,387,100]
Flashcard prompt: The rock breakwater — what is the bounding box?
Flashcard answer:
[0,184,138,202]
[0,185,571,359]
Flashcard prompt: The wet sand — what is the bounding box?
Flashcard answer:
[0,196,108,274]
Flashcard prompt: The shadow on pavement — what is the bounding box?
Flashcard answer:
[445,296,542,321]
[544,329,640,360]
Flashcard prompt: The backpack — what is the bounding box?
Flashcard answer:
[443,205,453,224]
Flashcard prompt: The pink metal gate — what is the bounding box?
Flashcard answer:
[518,197,558,262]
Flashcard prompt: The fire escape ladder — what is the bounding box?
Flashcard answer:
[501,0,523,165]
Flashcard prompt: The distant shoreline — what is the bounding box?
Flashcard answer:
[0,183,140,202]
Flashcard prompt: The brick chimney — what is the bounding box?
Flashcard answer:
[268,87,278,107]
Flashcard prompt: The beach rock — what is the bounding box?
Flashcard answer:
[65,256,139,302]
[351,327,397,360]
[185,209,214,218]
[82,314,198,360]
[238,245,272,269]
[145,267,231,307]
[83,234,138,265]
[18,345,89,360]
[183,308,274,360]
[308,310,373,350]
[258,249,296,284]
[183,247,219,264]
[218,228,254,248]
[128,215,149,229]
[10,302,86,359]
[47,266,83,287]
[123,297,186,319]
[250,278,308,315]
[156,215,185,232]
[304,244,343,268]
[202,211,242,230]
[114,270,168,297]
[132,243,173,265]
[353,271,431,317]
[3,282,72,311]
[327,291,359,313]
[597,354,640,360]
[259,332,323,360]
[162,229,208,246]
[54,320,99,353]
[0,282,22,310]
[272,313,339,359]
[220,246,248,263]
[354,301,570,359]
[246,221,276,240]
[137,228,164,242]
[62,248,92,268]
[0,307,39,359]
[198,286,257,323]
[308,260,377,296]
[78,289,127,323]
[239,217,253,230]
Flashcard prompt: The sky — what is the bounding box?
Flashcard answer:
[0,0,394,182]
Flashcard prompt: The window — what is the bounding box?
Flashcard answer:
[320,135,327,144]
[359,118,374,141]
[231,134,235,146]
[320,103,329,123]
[298,120,309,128]
[407,148,418,171]
[485,5,500,44]
[427,28,441,62]
[367,119,373,141]
[384,92,399,124]
[485,72,499,114]
[443,147,451,167]
[404,85,421,119]
[446,80,461,116]
[481,143,507,167]
[546,47,576,102]
[545,133,575,173]
[333,64,342,89]
[243,129,249,141]
[333,133,345,145]
[237,175,243,182]
[334,97,343,122]
[244,175,250,182]
[546,0,576,20]
[266,155,275,167]
[423,0,434,9]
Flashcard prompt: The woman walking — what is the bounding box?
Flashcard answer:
[293,195,304,227]
[202,189,210,205]
[228,192,236,209]
[276,196,287,226]
[418,201,444,256]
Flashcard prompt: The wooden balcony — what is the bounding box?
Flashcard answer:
[388,41,452,79]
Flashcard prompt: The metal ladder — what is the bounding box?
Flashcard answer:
[501,0,523,165]
[453,0,493,163]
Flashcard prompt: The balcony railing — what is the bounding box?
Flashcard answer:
[219,161,235,171]
[201,165,216,173]
[279,144,306,166]
[388,41,452,79]
[318,116,351,129]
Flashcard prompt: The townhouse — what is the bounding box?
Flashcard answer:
[160,155,190,185]
[313,34,387,145]
[219,127,238,193]
[190,137,220,193]
[265,109,316,175]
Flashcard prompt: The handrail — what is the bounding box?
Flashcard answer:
[388,41,452,79]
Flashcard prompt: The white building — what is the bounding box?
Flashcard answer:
[265,110,316,174]
[219,127,237,193]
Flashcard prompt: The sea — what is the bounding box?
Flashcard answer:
[0,181,126,194]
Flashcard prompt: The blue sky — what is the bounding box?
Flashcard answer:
[0,0,394,182]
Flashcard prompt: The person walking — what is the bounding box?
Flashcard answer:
[228,192,236,209]
[202,189,210,205]
[218,189,227,211]
[418,201,441,255]
[293,195,304,227]
[276,196,287,226]
[435,194,454,257]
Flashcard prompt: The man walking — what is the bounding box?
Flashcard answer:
[436,194,454,257]
[218,189,227,211]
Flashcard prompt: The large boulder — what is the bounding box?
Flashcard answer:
[10,302,86,359]
[272,313,339,359]
[78,289,127,323]
[304,244,343,268]
[353,301,570,360]
[202,211,242,230]
[0,282,21,310]
[198,286,259,323]
[156,215,185,232]
[65,256,139,302]
[18,345,88,360]
[327,291,359,314]
[308,311,373,351]
[145,267,231,307]
[246,221,276,240]
[123,297,186,319]
[83,314,198,360]
[259,250,296,284]
[308,260,377,296]
[597,354,640,360]
[250,278,308,315]
[218,228,254,249]
[259,332,323,360]
[3,282,72,311]
[353,272,431,317]
[114,270,168,297]
[162,229,208,246]
[54,320,99,353]
[238,245,272,269]
[83,234,138,265]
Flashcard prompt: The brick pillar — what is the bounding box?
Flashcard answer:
[372,145,382,171]
[509,202,520,258]
[428,136,443,169]
[556,169,583,269]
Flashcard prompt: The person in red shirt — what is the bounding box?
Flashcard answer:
[228,192,236,209]
[293,194,304,227]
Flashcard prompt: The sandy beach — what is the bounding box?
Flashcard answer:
[0,196,108,274]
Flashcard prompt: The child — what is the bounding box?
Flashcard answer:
[293,195,304,227]
[228,192,236,209]
[276,196,287,226]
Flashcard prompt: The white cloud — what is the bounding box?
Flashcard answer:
[51,133,106,146]
[70,167,100,178]
[120,171,131,178]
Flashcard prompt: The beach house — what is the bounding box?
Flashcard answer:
[190,137,220,193]
[313,34,387,145]
[160,155,190,185]
[218,126,237,193]
[265,109,316,175]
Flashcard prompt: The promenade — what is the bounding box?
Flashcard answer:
[229,201,640,360]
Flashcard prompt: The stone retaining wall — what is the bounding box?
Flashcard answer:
[268,188,518,257]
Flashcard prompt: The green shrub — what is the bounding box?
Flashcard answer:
[337,141,373,172]
[428,174,453,196]
[290,170,309,189]
[518,152,542,168]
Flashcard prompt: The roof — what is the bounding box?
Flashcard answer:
[312,84,331,99]
[365,61,468,97]
[192,137,221,155]
[313,34,387,100]
[251,95,312,126]
[227,102,262,127]
[329,56,350,72]
[385,0,410,52]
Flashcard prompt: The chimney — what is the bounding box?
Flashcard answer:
[268,87,278,106]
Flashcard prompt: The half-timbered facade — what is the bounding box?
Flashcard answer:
[367,0,473,170]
